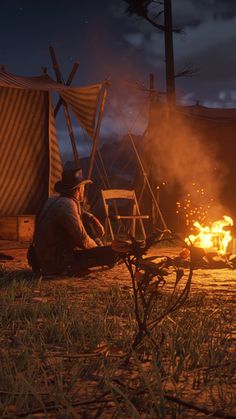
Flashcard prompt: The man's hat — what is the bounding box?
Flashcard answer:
[54,170,92,194]
[63,160,82,175]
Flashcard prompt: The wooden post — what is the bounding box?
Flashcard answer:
[128,131,167,230]
[87,80,109,180]
[82,81,109,210]
[49,46,80,167]
[137,74,155,229]
[149,73,155,119]
[54,61,80,117]
[148,73,159,231]
[164,0,176,105]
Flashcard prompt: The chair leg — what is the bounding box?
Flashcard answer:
[107,217,115,242]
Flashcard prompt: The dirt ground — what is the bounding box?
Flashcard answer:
[1,242,236,303]
[0,242,235,417]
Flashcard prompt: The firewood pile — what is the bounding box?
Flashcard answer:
[176,246,236,269]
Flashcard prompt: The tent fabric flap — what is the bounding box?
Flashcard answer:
[60,84,102,138]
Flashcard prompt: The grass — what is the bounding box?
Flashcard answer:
[0,267,235,417]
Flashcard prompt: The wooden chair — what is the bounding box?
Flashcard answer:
[101,189,149,242]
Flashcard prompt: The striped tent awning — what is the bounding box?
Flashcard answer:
[0,69,103,138]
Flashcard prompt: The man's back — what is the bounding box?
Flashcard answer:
[34,196,96,274]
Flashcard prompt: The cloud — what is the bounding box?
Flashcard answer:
[121,11,236,105]
[113,0,236,32]
[123,32,145,47]
[172,0,236,27]
[124,15,236,80]
[174,17,236,82]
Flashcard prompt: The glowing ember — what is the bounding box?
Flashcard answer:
[175,183,216,229]
[186,215,233,254]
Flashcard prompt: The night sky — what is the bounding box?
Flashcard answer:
[1,0,236,156]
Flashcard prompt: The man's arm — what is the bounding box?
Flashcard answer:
[82,211,105,238]
[56,198,97,249]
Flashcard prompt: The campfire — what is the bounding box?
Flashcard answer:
[180,215,236,269]
[186,215,233,255]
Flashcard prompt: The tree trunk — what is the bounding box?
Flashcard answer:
[164,0,176,105]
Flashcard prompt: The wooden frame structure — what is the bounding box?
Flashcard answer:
[49,46,108,181]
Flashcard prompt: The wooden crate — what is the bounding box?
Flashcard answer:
[0,215,35,242]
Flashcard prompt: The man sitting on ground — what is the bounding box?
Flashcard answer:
[28,164,118,275]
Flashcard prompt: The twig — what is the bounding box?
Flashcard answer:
[0,390,49,396]
[164,394,236,418]
[5,386,236,418]
[6,392,112,418]
[187,360,236,374]
[42,352,124,359]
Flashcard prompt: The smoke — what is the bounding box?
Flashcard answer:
[145,103,228,222]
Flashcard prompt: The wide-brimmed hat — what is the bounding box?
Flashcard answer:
[63,160,82,175]
[54,171,92,193]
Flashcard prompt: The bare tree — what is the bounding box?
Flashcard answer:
[124,0,180,105]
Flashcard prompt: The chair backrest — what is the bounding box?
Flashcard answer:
[101,189,136,201]
[101,189,148,242]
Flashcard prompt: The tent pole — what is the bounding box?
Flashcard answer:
[137,75,155,214]
[83,81,108,210]
[87,80,109,180]
[149,73,159,230]
[49,46,80,167]
[127,131,167,230]
[54,60,80,117]
[112,84,167,230]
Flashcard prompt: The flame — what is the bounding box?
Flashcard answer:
[186,215,233,254]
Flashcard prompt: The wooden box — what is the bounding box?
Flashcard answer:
[0,215,35,242]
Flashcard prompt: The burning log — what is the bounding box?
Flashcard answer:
[176,247,236,269]
[181,215,236,269]
[186,215,233,254]
[0,252,13,261]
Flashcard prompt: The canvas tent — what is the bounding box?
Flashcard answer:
[0,69,103,216]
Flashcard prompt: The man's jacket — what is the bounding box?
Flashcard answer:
[34,196,97,274]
